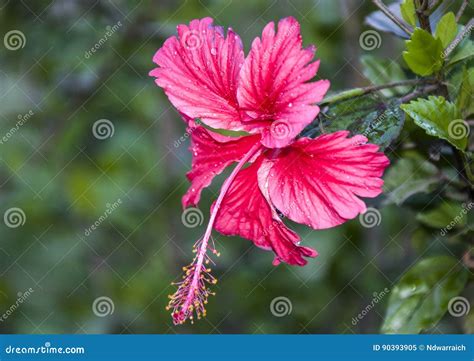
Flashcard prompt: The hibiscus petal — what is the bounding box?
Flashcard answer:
[214,157,318,266]
[260,131,390,229]
[237,16,330,148]
[150,18,246,131]
[183,126,260,208]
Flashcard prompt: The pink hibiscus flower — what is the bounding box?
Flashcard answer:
[150,17,390,324]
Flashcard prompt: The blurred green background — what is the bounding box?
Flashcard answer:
[0,0,471,334]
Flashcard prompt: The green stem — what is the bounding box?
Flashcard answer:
[321,79,435,104]
[415,0,432,33]
[371,0,412,35]
[400,84,439,102]
[462,153,474,186]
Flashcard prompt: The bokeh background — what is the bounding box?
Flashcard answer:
[0,0,472,334]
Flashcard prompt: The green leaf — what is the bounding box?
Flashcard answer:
[416,201,467,229]
[447,39,474,66]
[401,95,466,151]
[403,28,443,76]
[305,93,405,150]
[456,67,474,118]
[382,256,468,334]
[360,55,409,97]
[400,0,416,27]
[434,12,457,48]
[383,151,440,205]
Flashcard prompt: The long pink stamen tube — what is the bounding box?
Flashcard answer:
[167,142,262,324]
